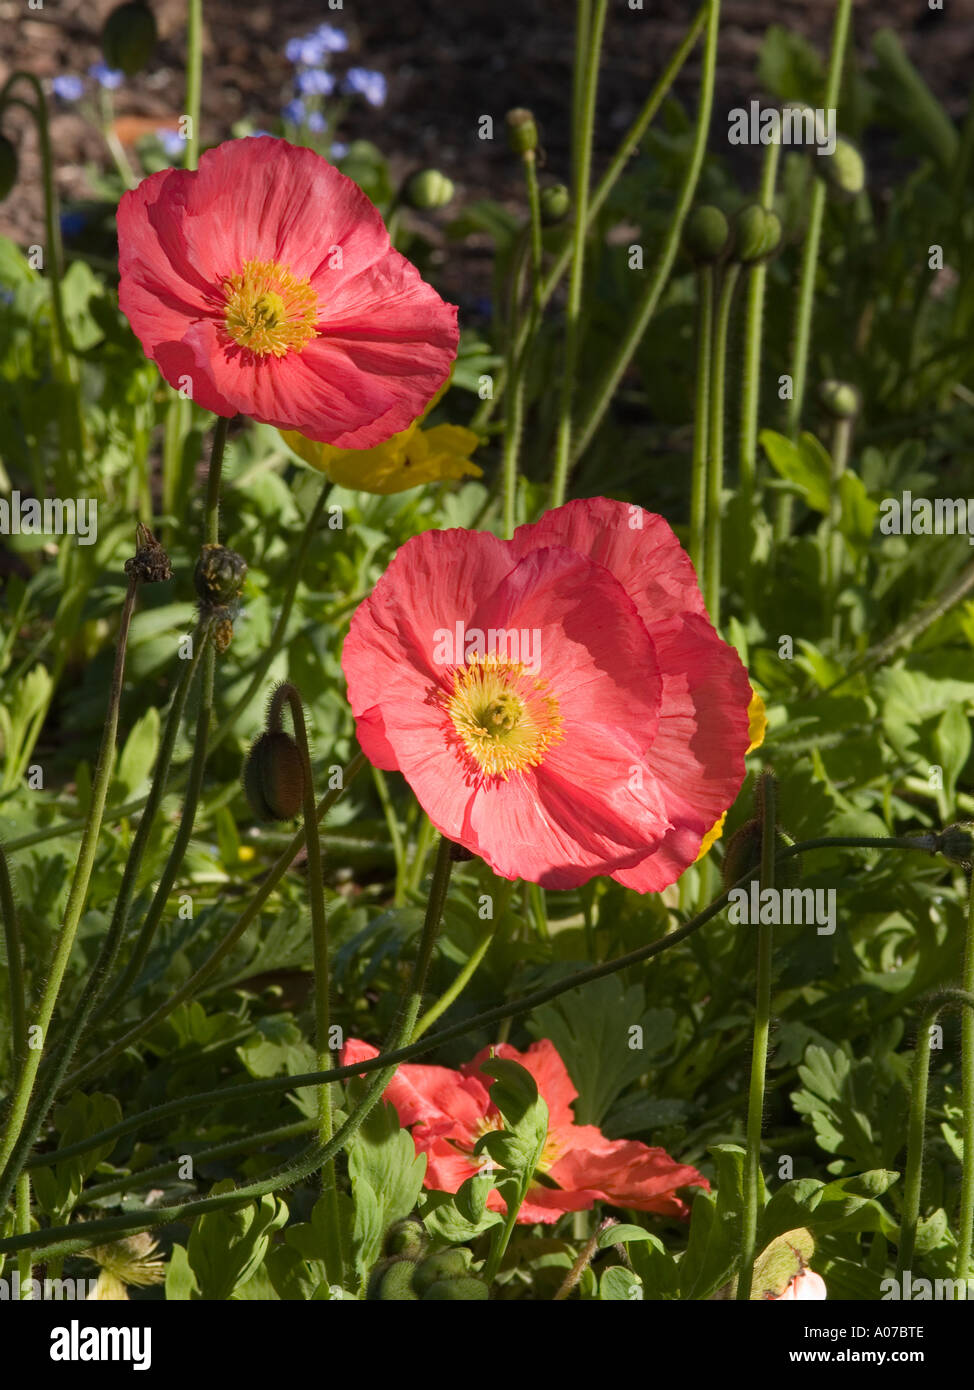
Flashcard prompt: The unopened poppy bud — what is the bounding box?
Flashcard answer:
[412,1248,470,1295]
[935,822,974,869]
[194,543,247,608]
[0,135,18,202]
[818,379,861,420]
[540,183,571,225]
[732,204,782,264]
[823,136,865,198]
[102,1,157,77]
[506,107,538,156]
[403,168,455,210]
[721,818,802,891]
[243,730,305,822]
[683,205,731,264]
[384,1218,427,1260]
[365,1257,419,1301]
[422,1275,489,1300]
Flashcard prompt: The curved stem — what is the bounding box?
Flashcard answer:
[737,772,777,1299]
[549,0,609,507]
[0,576,139,1212]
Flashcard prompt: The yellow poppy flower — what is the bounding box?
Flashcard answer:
[280,384,482,495]
[695,691,768,862]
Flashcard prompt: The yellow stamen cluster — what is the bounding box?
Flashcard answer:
[438,655,562,782]
[222,258,318,357]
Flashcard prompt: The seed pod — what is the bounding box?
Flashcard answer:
[403,169,455,210]
[731,204,782,264]
[505,108,538,156]
[540,183,570,225]
[365,1257,419,1301]
[384,1218,427,1260]
[124,522,172,584]
[0,135,18,202]
[823,136,865,199]
[243,730,305,822]
[194,543,247,608]
[682,205,731,264]
[818,379,861,420]
[421,1275,490,1300]
[102,2,158,77]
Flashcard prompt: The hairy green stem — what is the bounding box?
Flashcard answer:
[958,876,974,1286]
[705,262,740,625]
[739,139,781,516]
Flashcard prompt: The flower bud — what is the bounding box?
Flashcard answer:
[101,2,158,77]
[365,1257,419,1301]
[823,136,865,199]
[384,1218,427,1260]
[0,135,18,202]
[194,543,247,609]
[243,730,305,822]
[818,379,861,420]
[540,183,570,225]
[412,1248,471,1295]
[422,1275,490,1300]
[935,822,974,869]
[505,108,538,156]
[731,204,782,264]
[682,205,731,264]
[403,168,455,210]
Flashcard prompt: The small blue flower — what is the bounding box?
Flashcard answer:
[344,67,387,108]
[296,68,335,97]
[157,128,186,159]
[307,111,327,134]
[282,98,306,125]
[52,75,84,102]
[312,23,348,53]
[330,140,348,159]
[285,35,326,66]
[88,62,124,90]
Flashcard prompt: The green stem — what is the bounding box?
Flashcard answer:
[570,0,721,467]
[185,0,203,172]
[0,576,139,1211]
[777,0,853,540]
[957,875,974,1286]
[412,920,494,1042]
[0,850,31,1286]
[739,140,781,515]
[737,771,777,1300]
[690,266,714,583]
[549,0,609,508]
[58,752,368,1095]
[268,683,342,1281]
[826,412,854,646]
[704,262,740,626]
[373,767,407,903]
[897,990,974,1280]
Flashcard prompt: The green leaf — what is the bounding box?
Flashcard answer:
[760,430,832,513]
[599,1265,643,1301]
[598,1223,655,1249]
[164,1244,199,1301]
[114,705,160,801]
[679,1145,749,1300]
[30,1091,123,1216]
[627,1233,679,1300]
[750,1229,815,1300]
[186,1185,288,1299]
[475,1057,549,1179]
[347,1098,427,1282]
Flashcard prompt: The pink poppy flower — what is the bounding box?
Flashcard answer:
[342,497,753,889]
[344,1037,708,1224]
[769,1268,827,1300]
[117,137,458,446]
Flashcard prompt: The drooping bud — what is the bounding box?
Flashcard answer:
[540,183,571,225]
[935,822,974,869]
[818,379,861,420]
[0,134,18,202]
[505,108,538,156]
[101,1,158,77]
[384,1218,427,1260]
[731,204,782,265]
[124,522,172,584]
[193,543,247,609]
[365,1257,420,1301]
[243,730,305,822]
[682,205,731,264]
[403,169,455,210]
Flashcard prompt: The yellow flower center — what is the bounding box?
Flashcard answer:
[222,259,318,357]
[436,655,563,782]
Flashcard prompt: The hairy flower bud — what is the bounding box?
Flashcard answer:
[540,183,571,225]
[823,136,865,199]
[505,107,538,156]
[818,379,861,420]
[102,1,158,77]
[682,205,731,264]
[0,135,18,202]
[412,1248,471,1295]
[243,730,305,822]
[403,168,455,210]
[194,543,247,609]
[731,204,782,264]
[384,1218,427,1260]
[422,1275,490,1300]
[365,1257,419,1301]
